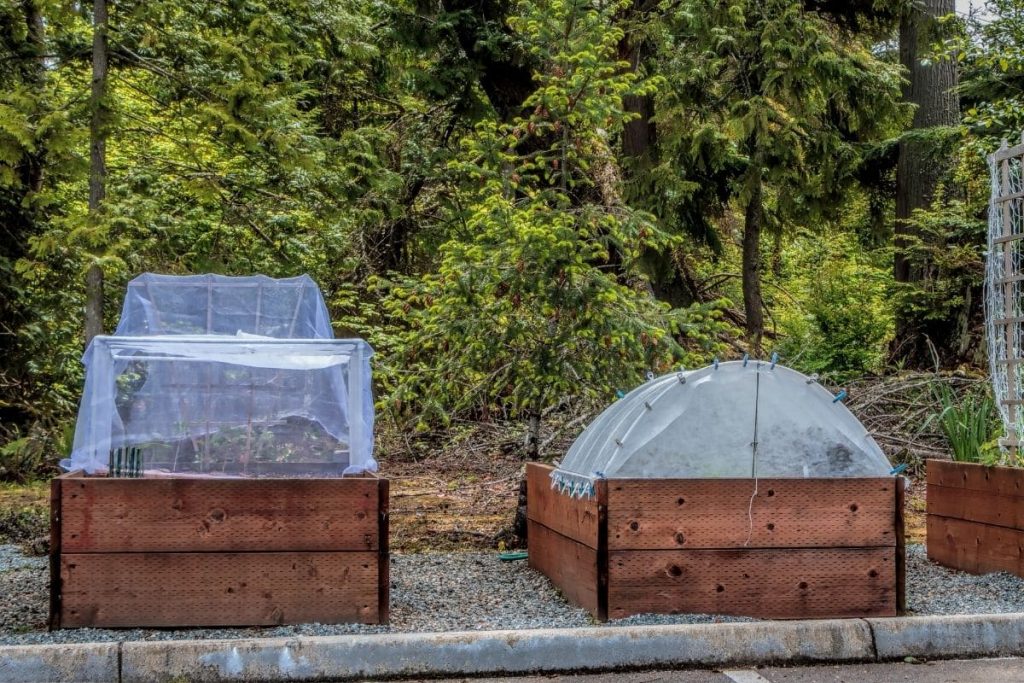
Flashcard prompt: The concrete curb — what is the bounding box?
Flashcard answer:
[0,641,119,683]
[3,613,1024,682]
[867,613,1024,660]
[120,619,871,683]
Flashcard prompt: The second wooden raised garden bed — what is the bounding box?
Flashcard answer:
[50,472,389,628]
[527,462,904,620]
[927,458,1024,577]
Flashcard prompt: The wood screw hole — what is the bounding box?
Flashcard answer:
[674,532,686,545]
[849,503,859,512]
[668,565,682,577]
[629,521,639,531]
[766,523,775,531]
[868,569,878,578]
[766,489,774,497]
[676,497,685,506]
[799,581,808,589]
[715,584,725,593]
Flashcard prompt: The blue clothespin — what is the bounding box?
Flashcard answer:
[743,353,749,367]
[594,470,606,479]
[832,389,847,403]
[770,352,778,369]
[616,389,625,399]
[645,370,655,381]
[713,357,719,370]
[890,463,908,475]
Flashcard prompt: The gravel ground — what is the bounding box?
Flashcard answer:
[2,543,1023,645]
[905,544,1024,615]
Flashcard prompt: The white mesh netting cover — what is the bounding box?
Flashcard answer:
[62,273,376,477]
[552,361,892,496]
[987,141,1024,451]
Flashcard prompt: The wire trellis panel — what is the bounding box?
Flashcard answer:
[987,134,1024,455]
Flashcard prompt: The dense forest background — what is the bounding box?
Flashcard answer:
[2,0,1023,477]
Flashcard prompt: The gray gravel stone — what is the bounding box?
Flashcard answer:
[4,542,1023,645]
[905,544,1024,615]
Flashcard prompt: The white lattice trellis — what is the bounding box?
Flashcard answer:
[987,134,1024,456]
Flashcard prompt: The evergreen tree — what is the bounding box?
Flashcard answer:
[659,0,903,352]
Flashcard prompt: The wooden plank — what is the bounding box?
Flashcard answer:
[1000,155,1018,429]
[994,273,1024,286]
[895,476,906,615]
[526,463,600,548]
[48,476,62,630]
[927,459,1024,498]
[377,478,390,624]
[595,479,608,622]
[992,188,1024,204]
[60,551,380,627]
[989,138,1024,163]
[608,547,896,620]
[992,233,1024,245]
[60,477,380,553]
[927,484,1024,531]
[528,520,598,616]
[927,515,1024,578]
[606,478,896,550]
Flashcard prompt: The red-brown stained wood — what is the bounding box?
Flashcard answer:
[895,476,906,615]
[60,551,379,627]
[607,478,896,550]
[607,547,896,620]
[528,520,599,615]
[60,477,380,553]
[526,463,599,548]
[927,459,1024,497]
[48,476,63,630]
[377,478,390,624]
[927,515,1024,578]
[927,484,1024,531]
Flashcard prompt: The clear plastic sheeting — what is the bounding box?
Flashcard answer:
[552,361,891,496]
[115,273,334,338]
[62,273,375,477]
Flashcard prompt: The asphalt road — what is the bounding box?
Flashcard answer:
[411,658,1024,683]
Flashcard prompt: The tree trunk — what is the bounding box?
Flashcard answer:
[85,0,109,346]
[742,170,765,354]
[619,20,656,165]
[440,0,536,122]
[893,0,960,366]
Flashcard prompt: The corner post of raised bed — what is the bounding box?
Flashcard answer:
[596,478,609,622]
[48,474,64,631]
[377,477,390,624]
[895,475,906,615]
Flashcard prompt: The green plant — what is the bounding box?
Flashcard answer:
[926,382,1000,464]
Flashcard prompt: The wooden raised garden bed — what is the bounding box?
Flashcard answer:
[50,472,389,628]
[527,462,904,620]
[927,459,1024,577]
